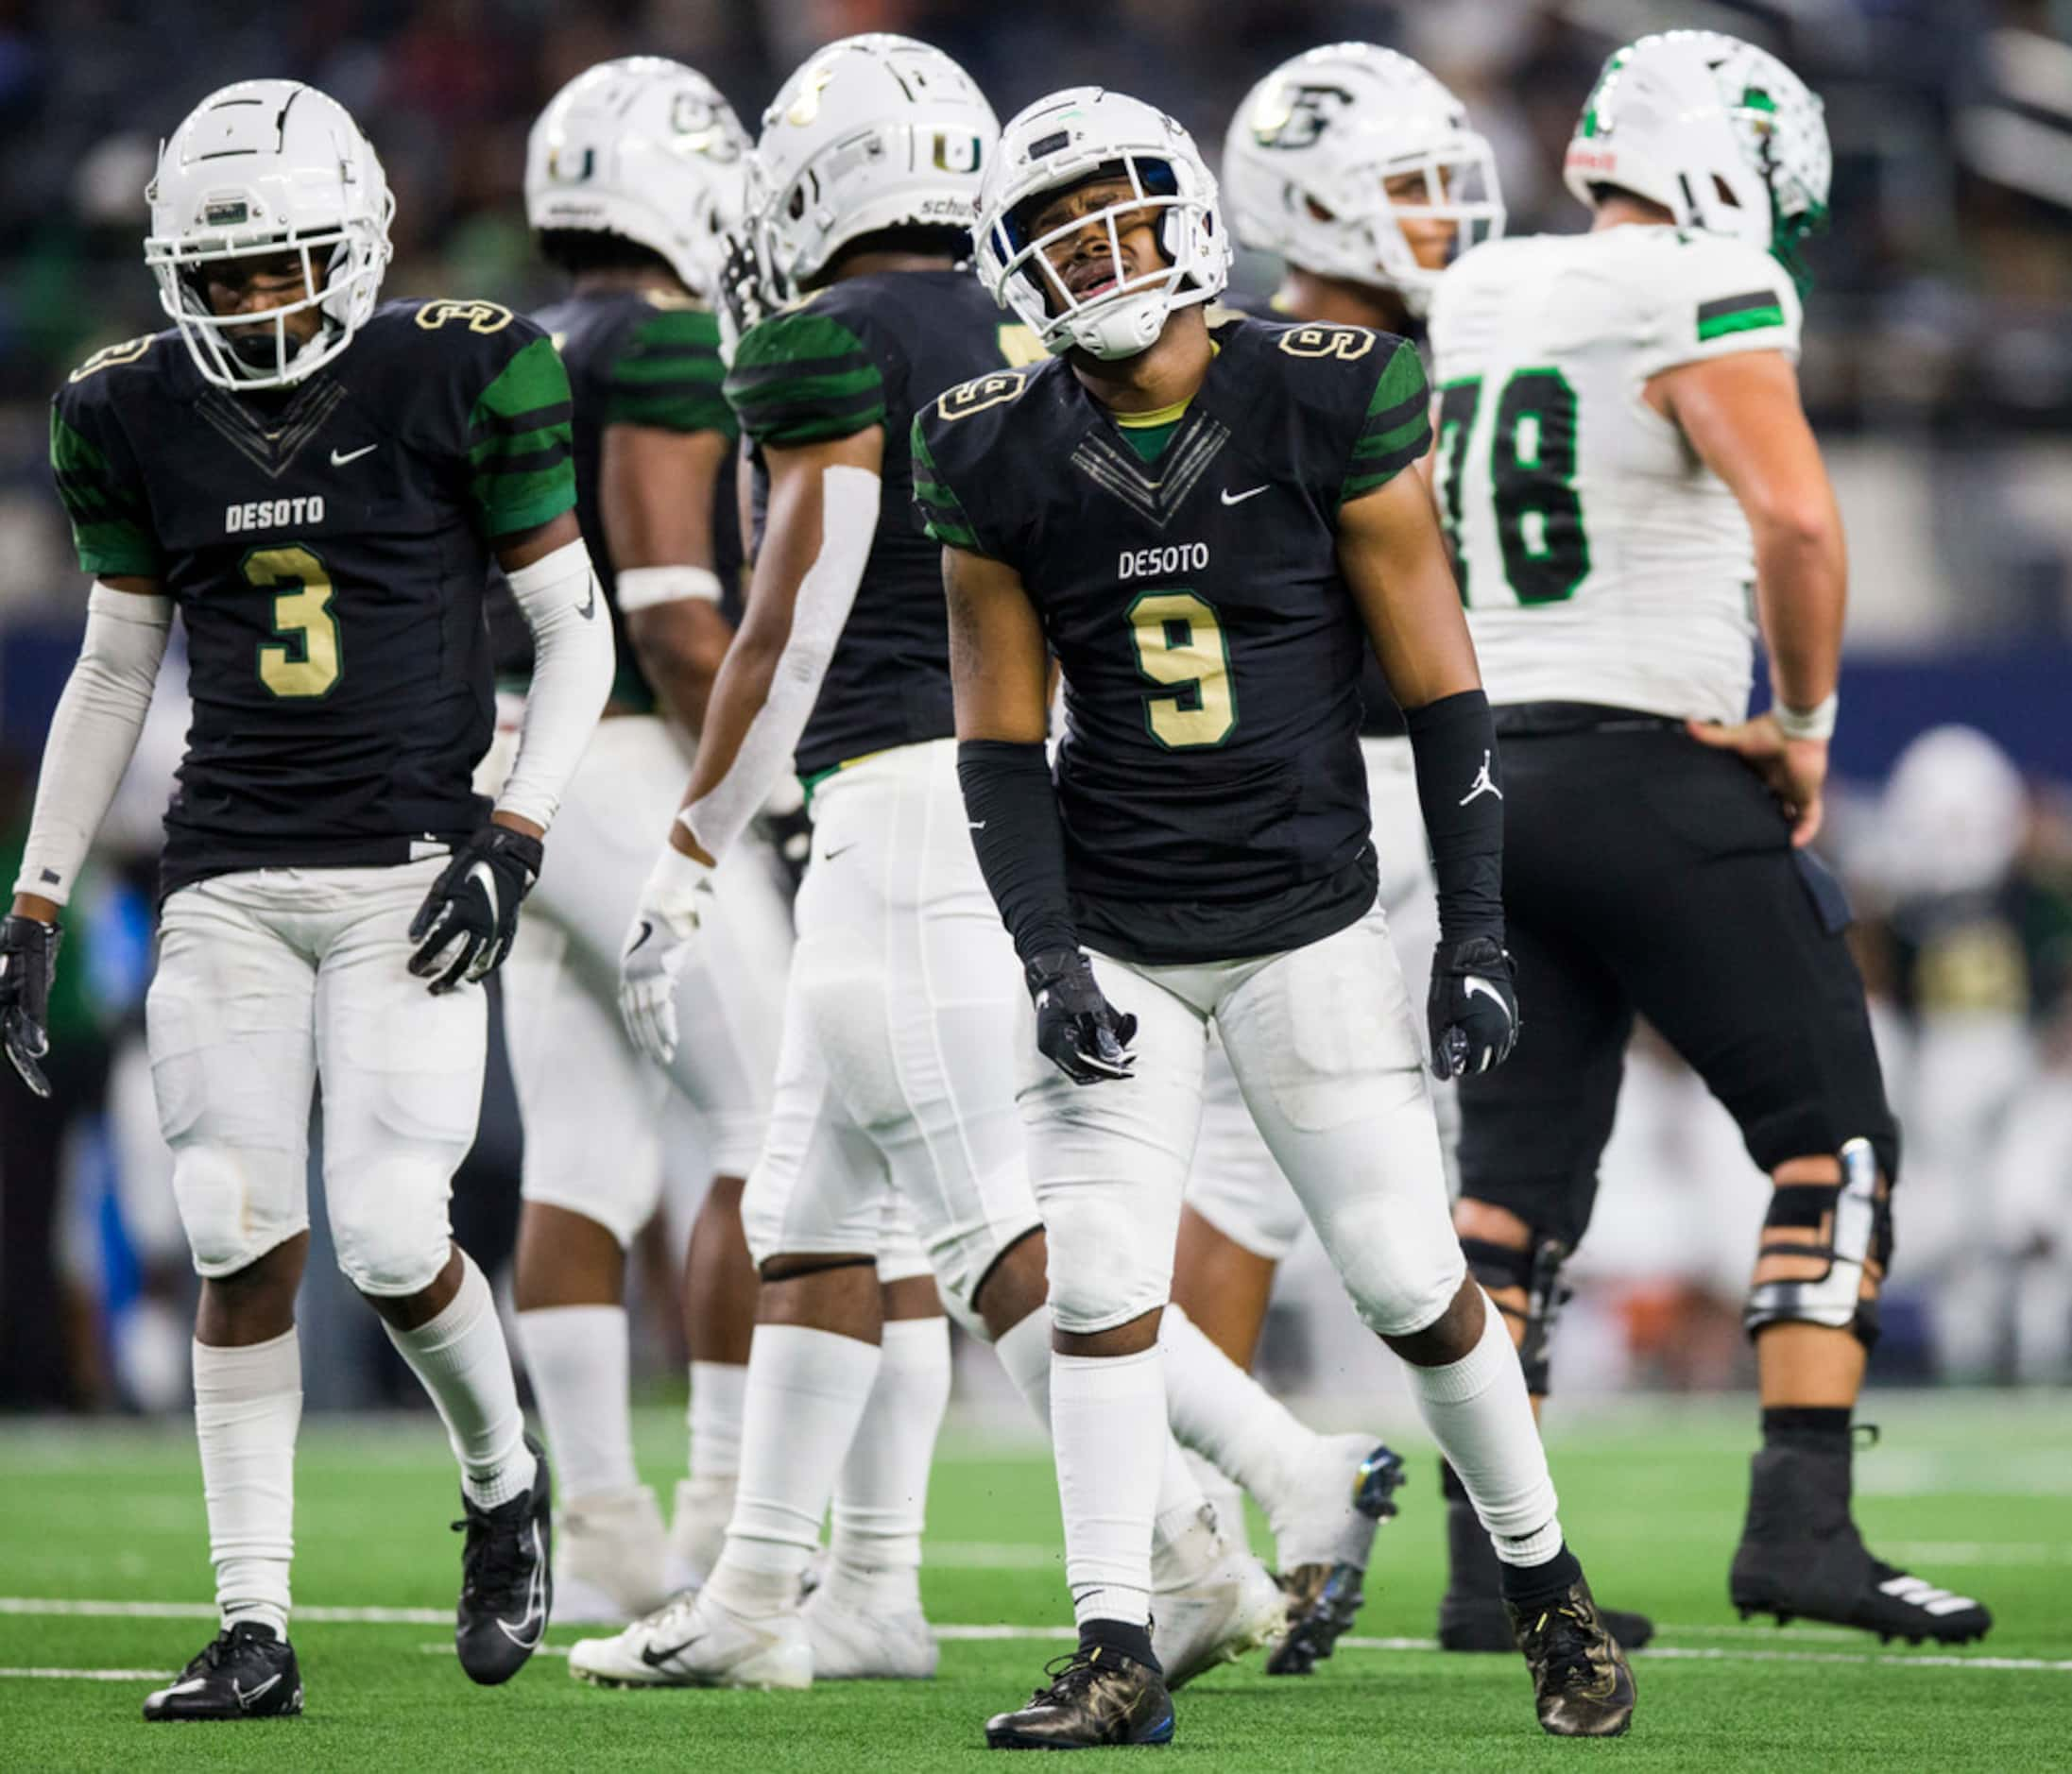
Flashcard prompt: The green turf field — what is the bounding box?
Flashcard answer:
[2,1393,2064,1770]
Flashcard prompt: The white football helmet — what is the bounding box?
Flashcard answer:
[525,57,749,299]
[145,80,394,389]
[748,34,997,298]
[1564,32,1830,287]
[1223,43,1502,316]
[978,88,1229,362]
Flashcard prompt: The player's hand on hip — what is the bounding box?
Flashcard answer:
[1687,713,1829,846]
[619,844,715,1067]
[0,913,61,1097]
[1024,948,1137,1086]
[407,823,544,994]
[1428,935,1519,1080]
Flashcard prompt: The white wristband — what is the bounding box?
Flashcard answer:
[617,565,723,612]
[644,828,714,913]
[1772,692,1838,742]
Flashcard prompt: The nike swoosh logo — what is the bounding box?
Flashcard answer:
[641,1632,705,1668]
[968,820,986,831]
[493,1520,547,1649]
[627,919,654,955]
[822,842,857,862]
[330,444,378,467]
[577,577,598,622]
[1464,976,1513,1025]
[1220,485,1269,505]
[233,1672,283,1710]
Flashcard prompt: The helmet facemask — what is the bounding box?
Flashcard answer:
[1332,140,1502,315]
[990,153,1217,361]
[152,205,391,389]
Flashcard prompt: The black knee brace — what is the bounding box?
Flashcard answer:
[1461,1233,1571,1396]
[1745,1137,1892,1351]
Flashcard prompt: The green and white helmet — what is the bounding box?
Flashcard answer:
[748,34,997,298]
[1564,31,1829,287]
[525,57,750,299]
[1223,43,1503,316]
[145,80,394,389]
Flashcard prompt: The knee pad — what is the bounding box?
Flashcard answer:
[330,1160,454,1297]
[173,1145,308,1278]
[1042,1191,1173,1337]
[1460,1231,1571,1396]
[1745,1137,1891,1350]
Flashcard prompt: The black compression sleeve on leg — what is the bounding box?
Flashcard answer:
[956,740,1079,965]
[1403,688,1506,944]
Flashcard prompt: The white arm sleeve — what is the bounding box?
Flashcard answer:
[495,537,618,831]
[13,583,172,905]
[681,463,879,861]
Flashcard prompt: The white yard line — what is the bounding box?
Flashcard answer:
[0,1666,170,1681]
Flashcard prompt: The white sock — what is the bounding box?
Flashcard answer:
[689,1359,746,1481]
[195,1329,301,1640]
[825,1317,951,1616]
[1403,1292,1563,1567]
[382,1253,530,1510]
[993,1305,1052,1426]
[515,1305,637,1504]
[709,1323,881,1618]
[995,1305,1209,1585]
[1053,1347,1166,1629]
[1160,1301,1310,1518]
[1183,1448,1251,1559]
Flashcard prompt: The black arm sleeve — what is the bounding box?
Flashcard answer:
[1403,688,1506,945]
[956,740,1079,965]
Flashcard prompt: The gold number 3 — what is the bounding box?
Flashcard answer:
[246,545,342,698]
[1130,590,1236,749]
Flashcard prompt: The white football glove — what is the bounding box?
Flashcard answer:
[619,841,716,1066]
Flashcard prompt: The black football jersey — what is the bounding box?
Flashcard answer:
[501,290,740,712]
[914,315,1431,965]
[49,299,576,899]
[724,269,1036,782]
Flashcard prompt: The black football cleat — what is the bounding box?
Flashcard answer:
[453,1431,553,1684]
[1435,1462,1653,1652]
[985,1646,1175,1750]
[1505,1578,1636,1738]
[1269,1443,1404,1676]
[1730,1441,1992,1645]
[143,1621,302,1721]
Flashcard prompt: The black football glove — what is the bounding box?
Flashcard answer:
[407,825,544,995]
[1025,947,1138,1086]
[1427,934,1520,1081]
[0,914,62,1098]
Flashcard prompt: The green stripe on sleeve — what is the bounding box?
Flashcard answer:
[1338,339,1432,505]
[726,311,885,447]
[603,305,738,436]
[909,416,983,553]
[1697,302,1787,342]
[49,408,161,575]
[469,336,576,535]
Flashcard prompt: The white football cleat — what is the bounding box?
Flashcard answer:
[1152,1505,1286,1688]
[1266,1433,1400,1573]
[666,1475,735,1595]
[568,1588,813,1690]
[802,1588,938,1680]
[554,1486,675,1625]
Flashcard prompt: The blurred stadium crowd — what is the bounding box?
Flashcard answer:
[2,0,2069,1413]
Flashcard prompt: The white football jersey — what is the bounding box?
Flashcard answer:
[1428,225,1802,725]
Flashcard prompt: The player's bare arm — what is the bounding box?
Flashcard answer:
[1652,348,1846,844]
[1337,465,1481,709]
[601,421,738,734]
